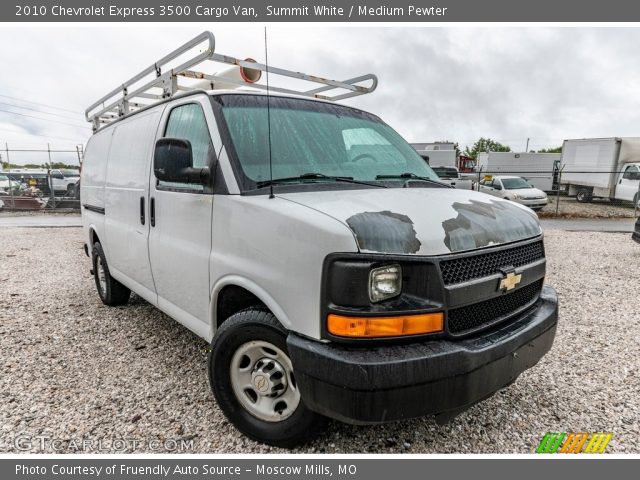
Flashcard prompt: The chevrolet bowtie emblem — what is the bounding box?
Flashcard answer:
[499,271,522,291]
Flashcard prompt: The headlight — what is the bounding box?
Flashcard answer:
[369,265,402,303]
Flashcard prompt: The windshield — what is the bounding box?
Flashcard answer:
[218,95,438,190]
[502,178,532,189]
[432,167,458,179]
[0,174,8,181]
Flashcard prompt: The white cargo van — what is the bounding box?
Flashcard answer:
[81,32,558,447]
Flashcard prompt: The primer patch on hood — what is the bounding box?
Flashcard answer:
[346,210,421,254]
[443,199,541,252]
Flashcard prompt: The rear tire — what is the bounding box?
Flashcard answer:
[576,189,593,203]
[208,308,326,448]
[91,242,130,306]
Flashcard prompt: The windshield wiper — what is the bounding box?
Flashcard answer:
[256,173,387,189]
[375,172,453,188]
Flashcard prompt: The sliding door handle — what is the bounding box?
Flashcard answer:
[150,197,155,227]
[140,196,145,225]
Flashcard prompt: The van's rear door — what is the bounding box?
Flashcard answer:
[104,109,162,304]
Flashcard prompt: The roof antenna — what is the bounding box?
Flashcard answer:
[264,27,275,199]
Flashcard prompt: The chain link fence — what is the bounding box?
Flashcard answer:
[2,162,640,218]
[0,144,82,211]
[449,167,640,218]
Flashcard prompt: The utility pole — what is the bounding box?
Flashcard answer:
[5,143,15,208]
[525,138,530,152]
[75,145,83,167]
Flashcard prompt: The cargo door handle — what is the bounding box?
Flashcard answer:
[150,197,155,227]
[140,196,145,225]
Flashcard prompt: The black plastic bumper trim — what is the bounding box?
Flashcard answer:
[82,203,105,215]
[288,285,558,424]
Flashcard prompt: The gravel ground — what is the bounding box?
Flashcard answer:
[539,196,637,218]
[1,227,638,454]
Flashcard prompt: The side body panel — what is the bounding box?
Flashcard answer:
[209,195,358,341]
[103,109,162,304]
[81,129,113,255]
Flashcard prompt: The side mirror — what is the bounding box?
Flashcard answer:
[154,138,210,184]
[494,184,502,190]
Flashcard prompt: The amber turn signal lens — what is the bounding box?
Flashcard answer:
[327,313,444,338]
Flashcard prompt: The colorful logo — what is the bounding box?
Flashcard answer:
[536,432,612,454]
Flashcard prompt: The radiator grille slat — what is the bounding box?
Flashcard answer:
[447,279,544,335]
[440,241,544,286]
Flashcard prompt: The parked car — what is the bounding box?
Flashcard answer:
[479,175,549,211]
[8,169,77,195]
[431,166,473,189]
[81,31,558,447]
[6,172,49,194]
[0,173,12,191]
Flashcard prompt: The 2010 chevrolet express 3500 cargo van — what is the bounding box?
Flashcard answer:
[81,32,558,447]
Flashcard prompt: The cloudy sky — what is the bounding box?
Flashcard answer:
[1,26,640,166]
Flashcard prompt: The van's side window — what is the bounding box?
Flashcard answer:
[160,103,213,191]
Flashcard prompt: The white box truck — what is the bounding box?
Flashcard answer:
[411,143,472,189]
[411,142,457,168]
[476,152,560,192]
[81,31,558,447]
[561,138,640,204]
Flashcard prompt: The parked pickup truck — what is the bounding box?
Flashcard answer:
[432,166,473,189]
[81,32,558,447]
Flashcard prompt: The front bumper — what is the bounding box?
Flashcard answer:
[517,198,548,209]
[287,285,558,424]
[633,218,640,243]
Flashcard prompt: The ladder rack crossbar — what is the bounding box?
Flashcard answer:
[86,31,377,131]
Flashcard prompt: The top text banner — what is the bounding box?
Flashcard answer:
[5,0,640,22]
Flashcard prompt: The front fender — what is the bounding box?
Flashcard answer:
[209,275,293,342]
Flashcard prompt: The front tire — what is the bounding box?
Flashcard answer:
[208,308,325,448]
[91,242,130,306]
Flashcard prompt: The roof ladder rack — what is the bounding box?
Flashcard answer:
[85,31,378,131]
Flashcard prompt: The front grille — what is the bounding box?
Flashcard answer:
[447,279,543,335]
[440,240,544,285]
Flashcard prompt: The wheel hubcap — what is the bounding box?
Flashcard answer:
[230,341,300,422]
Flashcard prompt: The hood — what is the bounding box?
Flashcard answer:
[278,188,541,256]
[510,187,547,199]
